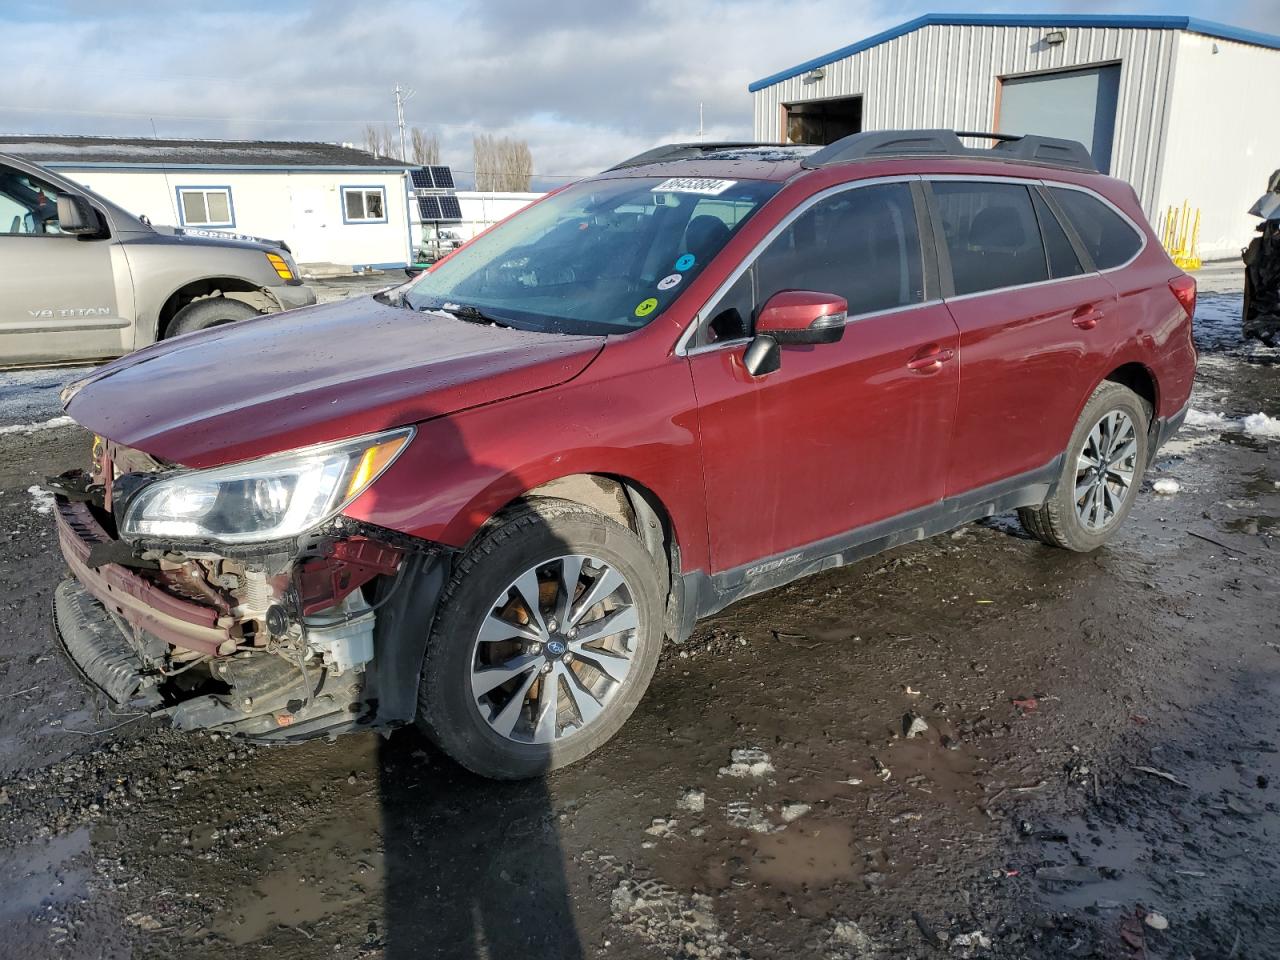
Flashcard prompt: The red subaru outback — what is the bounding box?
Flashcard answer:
[51,131,1197,779]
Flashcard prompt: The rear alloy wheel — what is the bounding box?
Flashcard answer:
[1019,382,1150,552]
[418,498,664,779]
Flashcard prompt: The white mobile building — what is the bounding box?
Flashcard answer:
[0,136,415,271]
[750,14,1280,259]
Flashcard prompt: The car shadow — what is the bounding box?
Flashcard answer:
[364,374,586,959]
[379,731,584,959]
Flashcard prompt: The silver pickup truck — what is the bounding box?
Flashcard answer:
[0,153,316,366]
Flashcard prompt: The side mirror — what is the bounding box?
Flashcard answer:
[756,290,848,344]
[742,290,848,377]
[56,194,101,235]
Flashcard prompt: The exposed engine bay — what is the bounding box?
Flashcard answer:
[48,436,445,740]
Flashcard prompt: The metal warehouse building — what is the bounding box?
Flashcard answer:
[751,14,1280,259]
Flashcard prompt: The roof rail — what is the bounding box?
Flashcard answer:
[803,129,1097,172]
[606,141,781,171]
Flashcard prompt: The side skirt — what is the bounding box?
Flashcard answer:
[686,457,1061,621]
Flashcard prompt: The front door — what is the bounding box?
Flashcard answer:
[0,162,132,364]
[687,180,960,574]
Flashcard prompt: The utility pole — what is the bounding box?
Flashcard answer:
[699,102,704,143]
[394,84,415,160]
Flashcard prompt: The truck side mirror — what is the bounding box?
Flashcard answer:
[56,195,102,236]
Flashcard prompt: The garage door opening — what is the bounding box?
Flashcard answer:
[997,64,1121,173]
[783,96,863,145]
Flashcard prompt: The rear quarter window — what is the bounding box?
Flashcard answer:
[1048,187,1143,269]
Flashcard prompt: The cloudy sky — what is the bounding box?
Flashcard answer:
[4,0,1277,186]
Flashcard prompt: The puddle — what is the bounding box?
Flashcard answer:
[748,819,857,887]
[0,827,90,924]
[207,799,383,944]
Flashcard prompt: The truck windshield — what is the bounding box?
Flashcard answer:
[404,176,780,334]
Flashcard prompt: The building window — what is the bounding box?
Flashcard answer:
[176,187,234,227]
[342,186,387,223]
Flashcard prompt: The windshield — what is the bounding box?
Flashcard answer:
[404,176,780,334]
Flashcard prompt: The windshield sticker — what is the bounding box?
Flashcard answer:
[652,177,738,196]
[634,298,659,318]
[674,253,696,271]
[657,274,683,291]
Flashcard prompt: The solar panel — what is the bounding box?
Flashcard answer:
[410,168,432,189]
[417,196,443,220]
[430,166,455,189]
[437,195,462,221]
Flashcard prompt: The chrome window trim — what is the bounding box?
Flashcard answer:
[674,172,1148,355]
[1039,180,1148,275]
[673,174,923,357]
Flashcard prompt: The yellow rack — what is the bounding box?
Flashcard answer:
[1159,200,1201,271]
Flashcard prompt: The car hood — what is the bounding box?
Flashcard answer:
[64,297,605,468]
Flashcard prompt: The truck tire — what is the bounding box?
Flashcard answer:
[1018,382,1150,552]
[418,498,665,780]
[165,296,260,338]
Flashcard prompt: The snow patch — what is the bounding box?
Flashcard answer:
[676,789,706,813]
[0,416,74,436]
[718,747,774,778]
[27,485,55,515]
[1243,412,1280,439]
[1181,409,1280,441]
[1152,478,1181,495]
[1185,408,1232,429]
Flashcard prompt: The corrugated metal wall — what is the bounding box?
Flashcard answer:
[752,24,1178,211]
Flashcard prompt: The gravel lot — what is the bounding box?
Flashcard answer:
[0,267,1277,959]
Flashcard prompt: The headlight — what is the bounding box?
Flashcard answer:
[120,428,412,543]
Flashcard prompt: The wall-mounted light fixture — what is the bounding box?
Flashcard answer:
[802,67,826,84]
[1043,30,1066,45]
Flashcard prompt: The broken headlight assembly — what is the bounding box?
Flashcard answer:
[120,428,413,543]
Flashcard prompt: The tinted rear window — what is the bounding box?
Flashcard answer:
[1048,187,1142,269]
[932,181,1049,296]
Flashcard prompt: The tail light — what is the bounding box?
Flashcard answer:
[1169,274,1197,319]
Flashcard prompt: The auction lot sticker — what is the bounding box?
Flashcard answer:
[651,177,738,196]
[657,274,682,291]
[635,297,659,317]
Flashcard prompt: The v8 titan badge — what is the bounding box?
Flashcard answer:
[634,297,659,317]
[657,274,682,291]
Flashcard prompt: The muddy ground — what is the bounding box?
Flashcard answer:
[0,268,1276,959]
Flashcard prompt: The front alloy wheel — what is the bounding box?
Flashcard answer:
[471,555,638,744]
[418,498,664,779]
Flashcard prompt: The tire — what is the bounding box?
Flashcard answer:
[165,296,260,337]
[418,498,665,780]
[1018,382,1150,552]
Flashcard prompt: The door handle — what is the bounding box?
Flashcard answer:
[907,347,955,372]
[1072,305,1103,330]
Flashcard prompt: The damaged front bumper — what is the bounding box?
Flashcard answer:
[51,489,450,742]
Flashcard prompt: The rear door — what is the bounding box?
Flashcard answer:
[928,177,1117,495]
[0,161,133,364]
[687,178,961,574]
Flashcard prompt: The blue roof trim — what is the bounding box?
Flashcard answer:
[39,162,411,173]
[748,13,1280,91]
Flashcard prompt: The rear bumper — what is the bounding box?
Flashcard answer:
[54,497,233,655]
[1153,401,1189,454]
